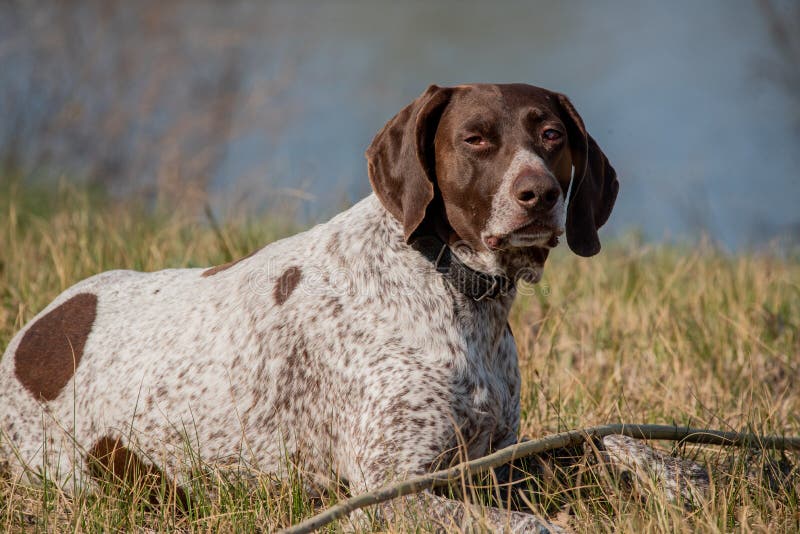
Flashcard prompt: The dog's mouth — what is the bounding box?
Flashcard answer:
[483,221,563,251]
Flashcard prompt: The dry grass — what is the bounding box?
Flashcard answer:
[1,181,799,532]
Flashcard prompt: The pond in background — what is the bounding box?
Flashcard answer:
[1,1,798,249]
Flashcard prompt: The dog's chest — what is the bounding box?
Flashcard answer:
[447,310,520,457]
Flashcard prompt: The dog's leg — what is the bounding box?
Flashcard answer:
[342,470,569,533]
[340,491,568,533]
[413,491,569,533]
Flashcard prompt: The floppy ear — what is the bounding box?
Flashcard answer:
[556,94,619,257]
[366,85,453,242]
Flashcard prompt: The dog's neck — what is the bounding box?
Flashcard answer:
[358,194,526,321]
[450,245,548,286]
[417,201,550,288]
[311,194,520,365]
[409,234,514,302]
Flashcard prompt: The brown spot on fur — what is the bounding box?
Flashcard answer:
[201,247,262,277]
[274,266,302,305]
[14,293,97,401]
[87,436,188,508]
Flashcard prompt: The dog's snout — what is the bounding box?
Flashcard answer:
[512,173,560,212]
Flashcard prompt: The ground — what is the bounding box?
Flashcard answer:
[1,181,799,532]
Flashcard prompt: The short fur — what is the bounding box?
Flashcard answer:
[1,83,619,532]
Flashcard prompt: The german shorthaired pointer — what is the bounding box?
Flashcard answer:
[1,84,618,531]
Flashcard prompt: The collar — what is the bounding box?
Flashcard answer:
[410,235,514,301]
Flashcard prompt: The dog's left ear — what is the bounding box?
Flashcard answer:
[556,94,619,257]
[366,85,453,242]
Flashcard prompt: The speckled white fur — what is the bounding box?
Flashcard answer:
[0,193,567,532]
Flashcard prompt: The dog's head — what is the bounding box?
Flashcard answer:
[366,83,618,277]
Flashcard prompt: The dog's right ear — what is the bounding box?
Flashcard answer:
[366,85,453,242]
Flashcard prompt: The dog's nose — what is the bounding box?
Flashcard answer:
[512,174,560,211]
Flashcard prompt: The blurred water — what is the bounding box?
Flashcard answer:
[1,1,798,249]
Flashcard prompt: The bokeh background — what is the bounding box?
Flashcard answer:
[1,0,798,250]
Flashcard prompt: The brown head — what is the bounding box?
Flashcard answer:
[366,83,618,273]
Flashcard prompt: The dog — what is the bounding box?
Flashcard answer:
[1,83,619,532]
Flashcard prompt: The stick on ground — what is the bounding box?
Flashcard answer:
[278,423,800,534]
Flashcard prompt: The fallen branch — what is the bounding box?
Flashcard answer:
[278,423,800,534]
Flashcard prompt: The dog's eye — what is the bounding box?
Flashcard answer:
[464,135,486,146]
[543,129,562,141]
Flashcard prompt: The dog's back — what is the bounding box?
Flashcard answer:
[0,195,502,494]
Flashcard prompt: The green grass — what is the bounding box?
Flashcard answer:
[1,181,799,532]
